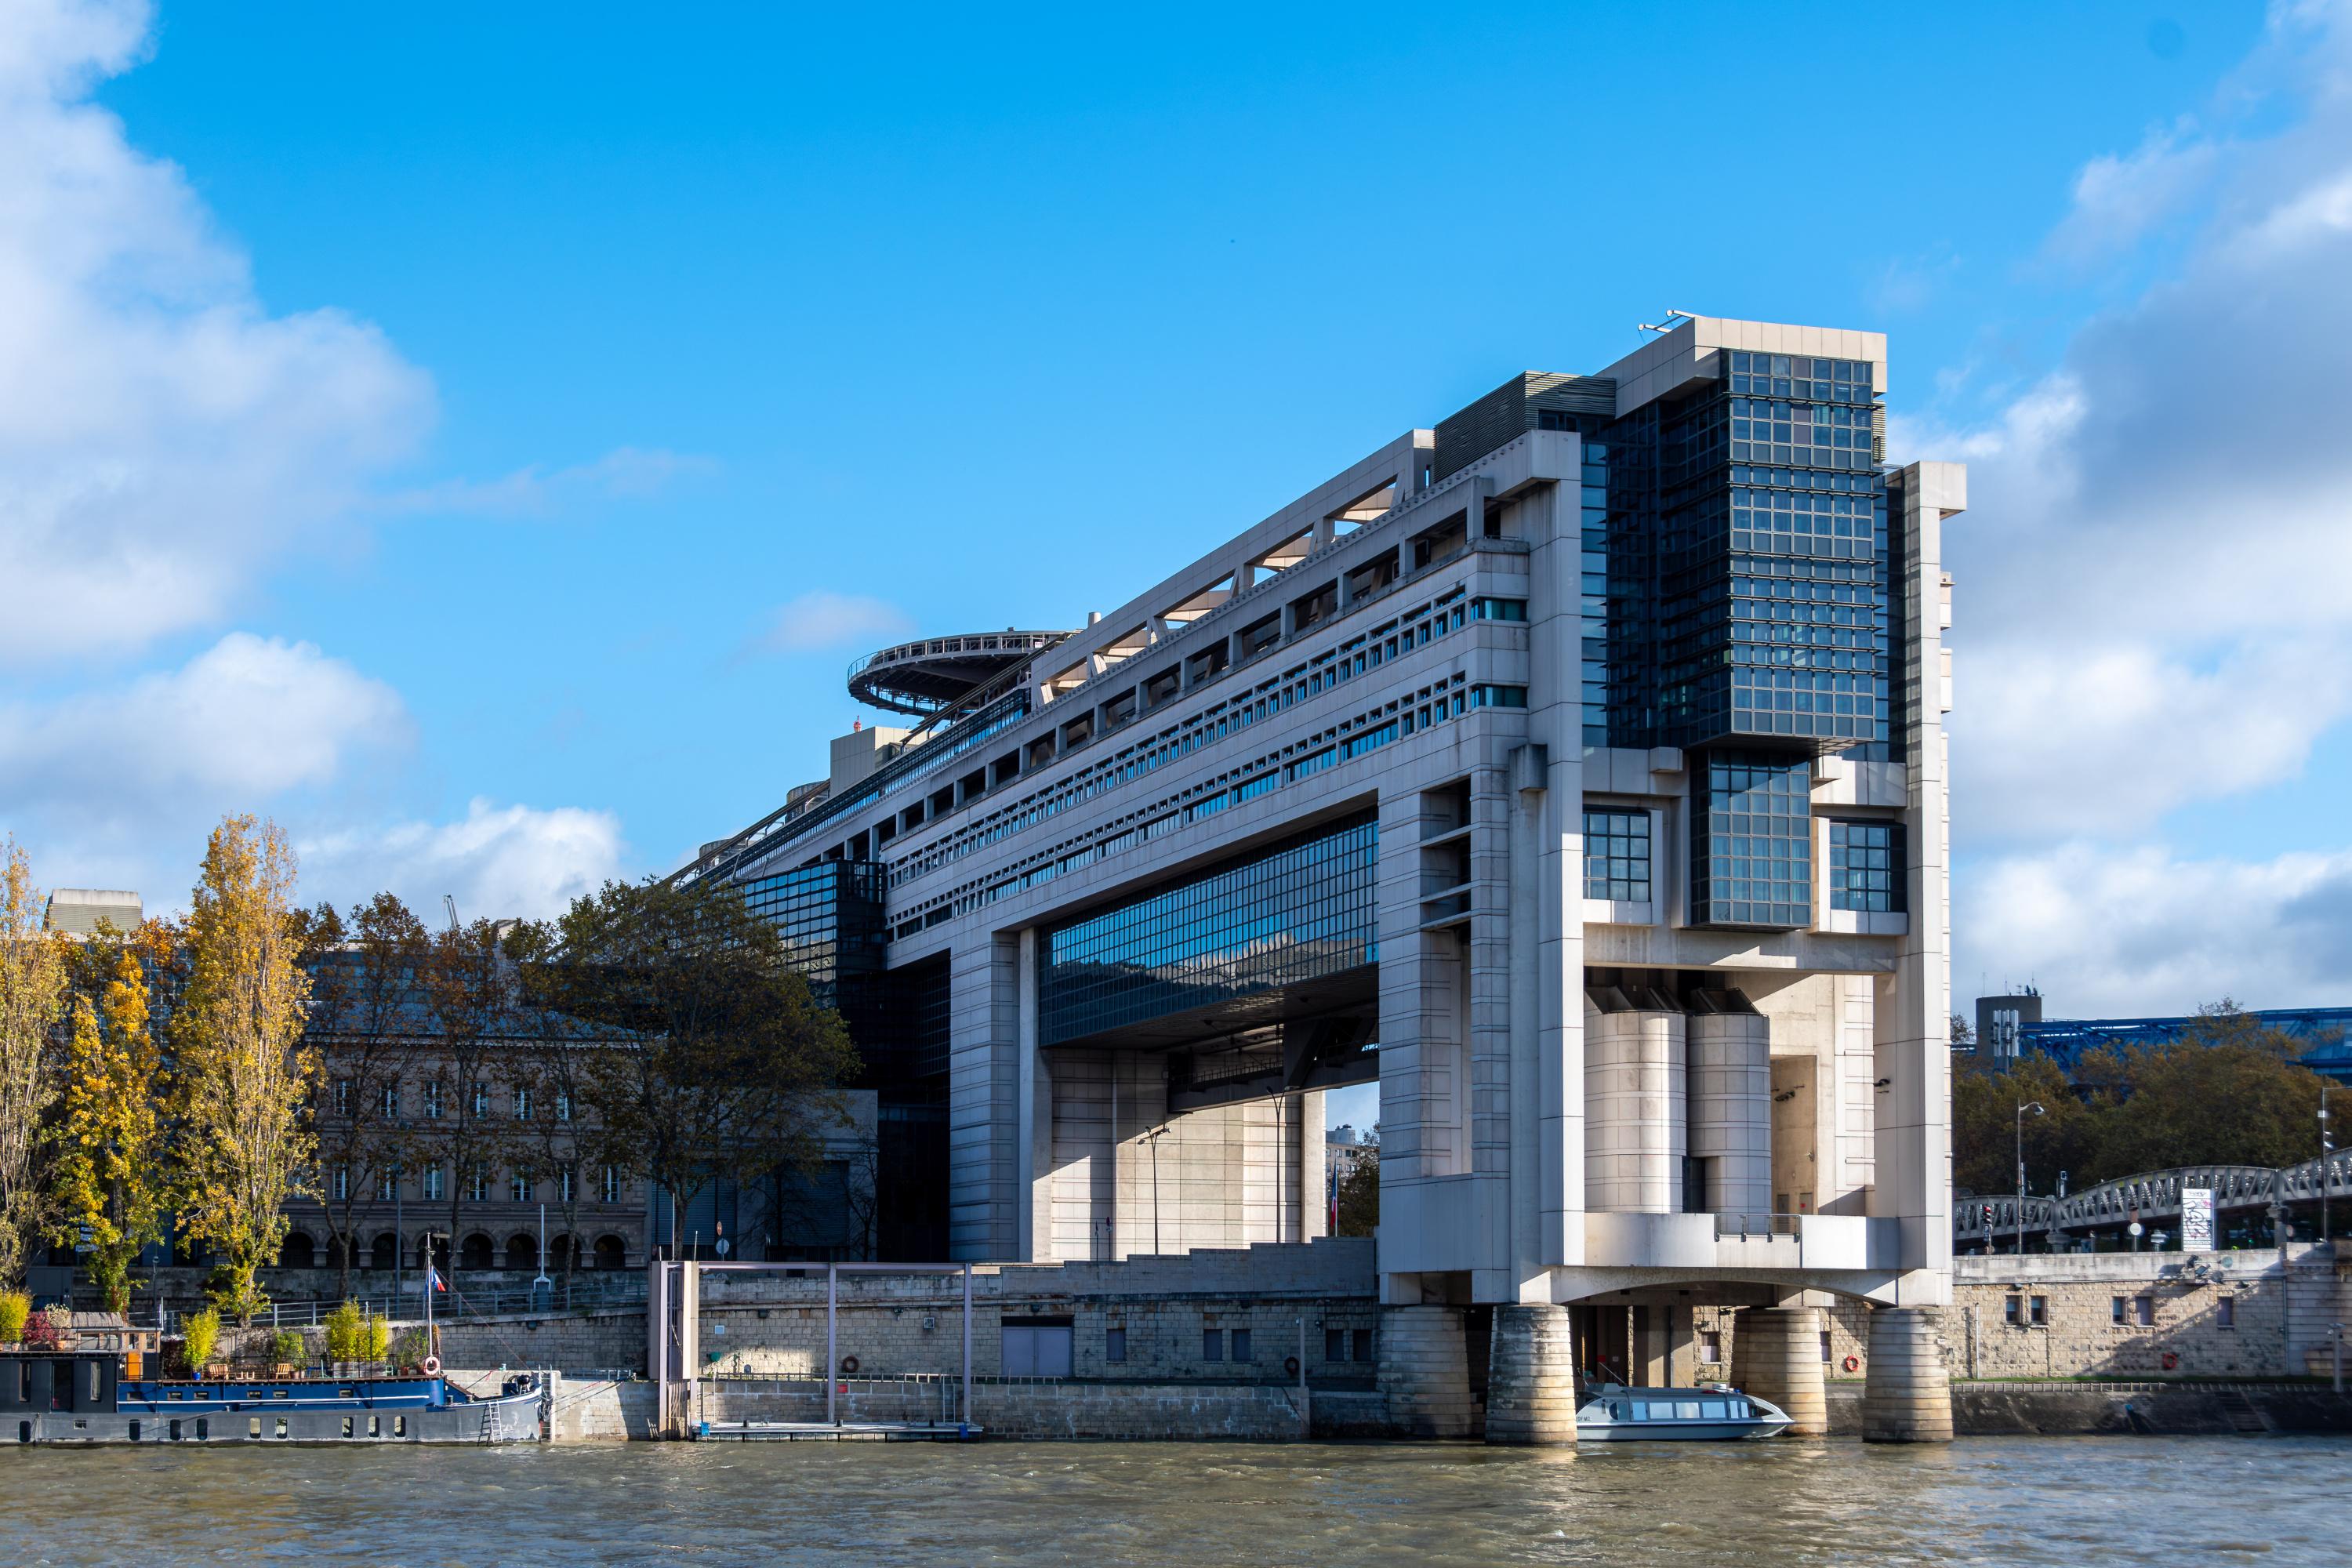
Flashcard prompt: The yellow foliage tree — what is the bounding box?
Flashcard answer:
[174,816,317,1320]
[50,946,168,1314]
[0,837,66,1291]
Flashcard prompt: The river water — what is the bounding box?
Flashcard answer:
[5,1436,2342,1566]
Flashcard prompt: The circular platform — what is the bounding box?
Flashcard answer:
[848,630,1073,717]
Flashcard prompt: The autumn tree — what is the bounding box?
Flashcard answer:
[49,945,167,1313]
[1334,1148,1379,1238]
[0,837,66,1289]
[511,1007,601,1285]
[506,878,857,1260]
[308,893,430,1297]
[173,816,317,1319]
[2086,1042,2328,1178]
[1950,1053,2096,1196]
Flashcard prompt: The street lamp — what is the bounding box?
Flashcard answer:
[2320,1085,2334,1251]
[2016,1102,2046,1257]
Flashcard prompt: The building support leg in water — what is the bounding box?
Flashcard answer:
[1484,1304,1579,1445]
[1730,1306,1828,1436]
[1378,1305,1478,1438]
[1861,1307,1954,1443]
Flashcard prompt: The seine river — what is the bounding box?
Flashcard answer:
[5,1436,2343,1565]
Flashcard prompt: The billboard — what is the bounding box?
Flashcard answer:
[2180,1187,2216,1252]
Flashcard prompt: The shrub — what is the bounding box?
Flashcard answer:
[181,1306,220,1373]
[270,1328,303,1365]
[24,1306,66,1350]
[390,1327,429,1369]
[325,1300,365,1363]
[362,1315,391,1363]
[0,1290,27,1344]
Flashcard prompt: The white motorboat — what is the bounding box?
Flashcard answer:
[1574,1381,1792,1441]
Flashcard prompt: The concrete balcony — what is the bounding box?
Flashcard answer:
[1583,1211,1893,1272]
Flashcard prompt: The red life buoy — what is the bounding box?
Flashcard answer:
[421,1355,442,1376]
[1842,1354,1860,1374]
[2160,1351,2179,1370]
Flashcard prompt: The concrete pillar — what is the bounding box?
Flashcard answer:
[1861,1308,1954,1443]
[1687,1008,1772,1219]
[1585,1004,1686,1213]
[1730,1306,1828,1436]
[1377,1305,1479,1438]
[1484,1305,1580,1445]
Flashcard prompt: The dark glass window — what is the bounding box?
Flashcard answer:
[1037,814,1377,1047]
[1582,810,1652,902]
[1690,751,1811,929]
[1828,820,1904,913]
[737,860,887,1004]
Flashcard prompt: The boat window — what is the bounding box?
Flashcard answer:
[1701,1401,1727,1420]
[1733,1400,1749,1418]
[195,1417,209,1440]
[275,1417,289,1439]
[1677,1401,1701,1421]
[368,1415,381,1438]
[394,1415,407,1437]
[341,1417,354,1438]
[169,1418,182,1442]
[272,1388,289,1399]
[339,1388,354,1399]
[129,1421,140,1442]
[248,1417,261,1439]
[1609,1402,1628,1420]
[1632,1402,1653,1421]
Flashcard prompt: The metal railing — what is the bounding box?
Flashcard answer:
[1713,1213,1808,1240]
[148,1272,648,1335]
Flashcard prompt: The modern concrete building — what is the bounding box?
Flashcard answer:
[685,314,1965,1440]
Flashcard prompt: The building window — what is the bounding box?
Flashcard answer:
[2005,1296,2022,1327]
[1820,1330,1833,1363]
[1352,1328,1372,1363]
[1583,810,1653,902]
[510,1171,533,1204]
[1472,597,1528,622]
[332,1166,349,1202]
[2217,1297,2235,1330]
[2029,1295,2048,1327]
[557,1166,575,1203]
[1692,751,1813,930]
[1469,683,1528,709]
[1829,820,1904,913]
[556,1091,572,1123]
[1202,1329,1225,1363]
[2134,1296,2155,1327]
[1325,1327,1346,1361]
[1229,1328,1252,1362]
[467,1167,488,1204]
[514,1087,532,1120]
[2111,1296,2127,1325]
[422,1166,444,1202]
[380,1083,399,1119]
[470,1083,488,1118]
[1105,1327,1127,1364]
[601,1167,622,1205]
[333,1079,353,1116]
[423,1081,442,1120]
[376,1170,397,1202]
[1699,1331,1722,1366]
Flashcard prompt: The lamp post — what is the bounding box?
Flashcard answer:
[2016,1102,2045,1257]
[2321,1085,2334,1251]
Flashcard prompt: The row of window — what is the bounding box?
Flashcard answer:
[1994,1294,2238,1330]
[1724,350,1875,405]
[328,1080,569,1122]
[1579,809,1900,914]
[1093,1324,1377,1364]
[328,1163,626,1205]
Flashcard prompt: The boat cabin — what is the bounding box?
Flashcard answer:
[0,1352,117,1415]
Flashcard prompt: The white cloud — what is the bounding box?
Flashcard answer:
[0,0,434,666]
[0,631,408,822]
[1926,0,2352,848]
[1957,842,2352,1016]
[2043,120,2220,263]
[378,446,717,519]
[296,799,626,922]
[748,591,913,655]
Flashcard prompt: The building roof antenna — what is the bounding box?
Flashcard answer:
[1636,309,1697,335]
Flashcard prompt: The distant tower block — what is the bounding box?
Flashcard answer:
[1377,1305,1478,1439]
[1586,989,1686,1213]
[1687,994,1772,1218]
[1730,1307,1829,1437]
[1485,1305,1580,1446]
[1862,1308,1954,1443]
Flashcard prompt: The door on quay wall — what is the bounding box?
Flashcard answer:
[1001,1319,1073,1377]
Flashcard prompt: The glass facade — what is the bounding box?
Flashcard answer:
[1582,809,1653,903]
[1690,752,1813,929]
[738,860,887,1001]
[1829,819,1904,913]
[1038,813,1378,1047]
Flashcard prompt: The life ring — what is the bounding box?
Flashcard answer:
[1283,1356,1301,1377]
[1842,1354,1860,1374]
[421,1355,442,1376]
[2160,1351,2179,1370]
[839,1354,860,1375]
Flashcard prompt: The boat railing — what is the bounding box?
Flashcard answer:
[152,1272,650,1335]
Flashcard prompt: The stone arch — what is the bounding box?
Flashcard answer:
[277,1232,317,1269]
[370,1232,398,1272]
[548,1234,581,1272]
[504,1233,539,1271]
[460,1232,494,1270]
[593,1234,626,1271]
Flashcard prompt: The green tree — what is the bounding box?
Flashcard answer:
[1949,1054,2092,1196]
[1334,1149,1378,1237]
[49,946,169,1313]
[2178,996,2311,1061]
[505,878,858,1257]
[2087,1042,2328,1178]
[309,893,430,1297]
[174,815,318,1320]
[0,837,66,1290]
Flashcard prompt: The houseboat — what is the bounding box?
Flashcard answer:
[1575,1382,1793,1441]
[3,1350,544,1445]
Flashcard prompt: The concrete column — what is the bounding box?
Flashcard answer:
[1688,1010,1772,1219]
[1484,1305,1579,1445]
[1377,1305,1479,1438]
[1730,1306,1828,1436]
[1861,1308,1954,1443]
[1585,1006,1686,1213]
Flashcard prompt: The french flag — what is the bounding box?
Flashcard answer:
[426,1264,448,1294]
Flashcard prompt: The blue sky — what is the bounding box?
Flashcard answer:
[7,2,2352,1083]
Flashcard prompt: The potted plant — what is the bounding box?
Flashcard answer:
[182,1305,221,1379]
[270,1328,303,1377]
